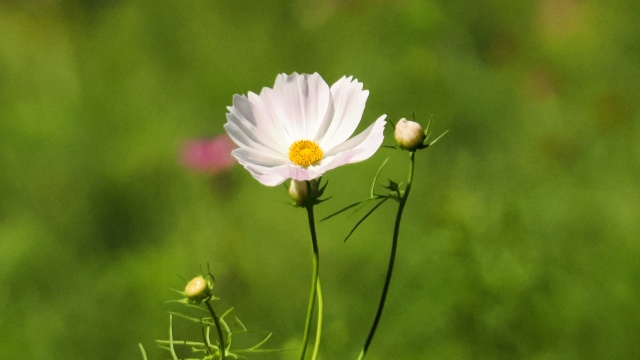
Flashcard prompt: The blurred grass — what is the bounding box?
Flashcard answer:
[1,0,639,359]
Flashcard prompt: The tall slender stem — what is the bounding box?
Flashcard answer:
[358,151,416,360]
[299,184,322,360]
[312,278,323,360]
[205,300,226,360]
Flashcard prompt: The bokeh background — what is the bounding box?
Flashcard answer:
[1,0,639,359]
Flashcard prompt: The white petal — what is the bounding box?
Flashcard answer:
[227,93,290,154]
[281,164,325,182]
[224,73,384,187]
[238,157,332,186]
[316,76,369,150]
[233,112,384,187]
[224,122,270,155]
[247,92,293,152]
[261,73,331,142]
[325,115,386,162]
[243,166,289,187]
[231,155,290,186]
[239,162,313,186]
[232,147,288,168]
[225,113,276,154]
[261,115,386,183]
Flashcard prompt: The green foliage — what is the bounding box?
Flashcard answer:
[1,0,639,359]
[155,309,275,359]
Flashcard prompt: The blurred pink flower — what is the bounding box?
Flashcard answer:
[181,135,236,173]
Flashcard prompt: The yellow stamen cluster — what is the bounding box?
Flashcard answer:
[288,140,324,167]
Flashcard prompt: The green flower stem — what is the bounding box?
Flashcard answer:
[312,278,323,360]
[358,151,416,360]
[300,196,322,360]
[205,300,226,360]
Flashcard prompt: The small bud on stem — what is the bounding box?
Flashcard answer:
[394,118,426,151]
[289,179,319,207]
[185,275,213,304]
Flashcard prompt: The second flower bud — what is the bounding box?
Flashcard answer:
[289,179,320,207]
[394,118,426,151]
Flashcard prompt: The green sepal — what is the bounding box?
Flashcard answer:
[287,177,330,208]
[416,123,448,150]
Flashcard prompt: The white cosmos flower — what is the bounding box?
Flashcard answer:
[224,72,386,186]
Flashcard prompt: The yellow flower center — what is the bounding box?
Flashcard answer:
[288,140,324,167]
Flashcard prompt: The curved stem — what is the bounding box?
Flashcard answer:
[358,151,416,360]
[205,300,226,360]
[311,278,323,360]
[299,193,321,360]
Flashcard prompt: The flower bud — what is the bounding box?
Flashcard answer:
[289,179,318,207]
[394,118,426,151]
[185,276,212,304]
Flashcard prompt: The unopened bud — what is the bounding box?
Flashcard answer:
[289,179,318,207]
[394,118,426,151]
[185,276,212,304]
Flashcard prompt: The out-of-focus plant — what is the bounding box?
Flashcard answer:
[140,271,275,360]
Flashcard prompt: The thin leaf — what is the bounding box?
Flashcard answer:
[220,307,235,320]
[168,311,213,325]
[167,288,186,297]
[246,332,273,351]
[138,343,147,360]
[235,347,291,354]
[320,198,374,222]
[344,197,389,242]
[322,158,390,222]
[201,324,214,357]
[234,316,248,333]
[169,315,178,360]
[156,340,208,347]
[371,158,389,198]
[426,129,448,147]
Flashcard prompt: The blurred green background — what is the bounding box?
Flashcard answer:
[1,0,639,359]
